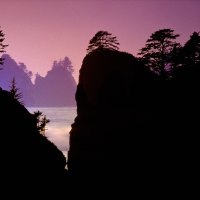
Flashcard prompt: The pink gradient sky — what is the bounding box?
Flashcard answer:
[1,0,200,83]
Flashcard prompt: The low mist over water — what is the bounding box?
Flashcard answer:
[27,107,77,152]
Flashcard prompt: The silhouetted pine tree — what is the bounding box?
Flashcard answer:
[173,32,200,80]
[138,29,180,79]
[182,32,200,65]
[9,78,24,105]
[0,27,8,67]
[87,31,120,54]
[33,110,50,136]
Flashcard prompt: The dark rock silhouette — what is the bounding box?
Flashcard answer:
[67,48,198,191]
[0,89,67,189]
[68,49,160,176]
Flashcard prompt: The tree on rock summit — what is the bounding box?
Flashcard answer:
[87,30,120,54]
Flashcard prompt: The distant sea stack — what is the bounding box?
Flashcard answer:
[33,57,76,107]
[0,54,77,107]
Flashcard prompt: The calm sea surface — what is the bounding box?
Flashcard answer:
[27,107,77,160]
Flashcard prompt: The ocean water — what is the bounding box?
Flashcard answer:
[27,107,77,160]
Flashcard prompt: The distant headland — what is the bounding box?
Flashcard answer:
[0,54,77,107]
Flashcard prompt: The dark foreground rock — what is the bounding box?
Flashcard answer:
[0,89,68,192]
[67,49,199,194]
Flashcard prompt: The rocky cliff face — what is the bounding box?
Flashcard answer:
[67,49,166,180]
[67,48,199,195]
[0,89,67,187]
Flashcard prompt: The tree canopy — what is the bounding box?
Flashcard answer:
[182,32,200,65]
[33,110,50,136]
[9,78,23,105]
[87,31,120,54]
[0,27,8,67]
[52,56,74,73]
[172,32,200,80]
[138,29,180,79]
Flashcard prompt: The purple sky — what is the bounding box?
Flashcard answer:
[1,0,200,83]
